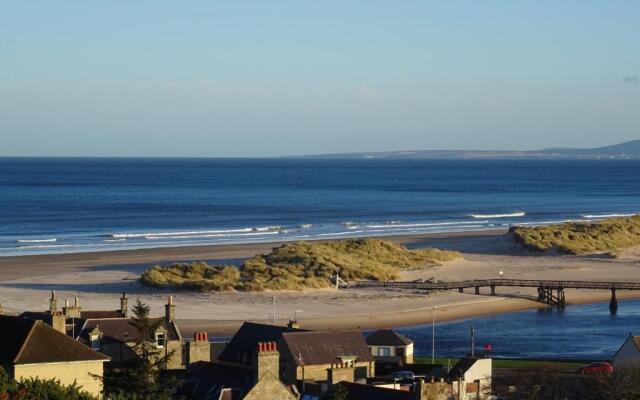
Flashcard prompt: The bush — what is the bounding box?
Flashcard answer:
[510,214,640,255]
[0,368,98,400]
[140,238,461,292]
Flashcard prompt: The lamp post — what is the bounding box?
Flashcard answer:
[432,306,438,364]
[272,296,276,325]
[499,270,504,279]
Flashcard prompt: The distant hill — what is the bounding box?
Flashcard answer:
[540,140,640,156]
[292,140,640,160]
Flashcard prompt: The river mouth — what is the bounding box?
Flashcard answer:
[395,300,640,361]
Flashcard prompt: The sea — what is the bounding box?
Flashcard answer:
[1,157,639,257]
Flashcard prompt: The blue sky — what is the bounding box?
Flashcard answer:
[1,1,639,156]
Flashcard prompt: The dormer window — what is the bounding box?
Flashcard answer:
[90,334,100,350]
[155,332,165,348]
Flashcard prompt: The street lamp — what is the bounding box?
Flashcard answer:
[432,306,438,364]
[272,296,276,325]
[499,270,504,279]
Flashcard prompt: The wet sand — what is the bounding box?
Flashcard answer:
[2,229,640,336]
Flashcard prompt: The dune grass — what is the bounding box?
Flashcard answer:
[510,215,640,255]
[140,238,461,291]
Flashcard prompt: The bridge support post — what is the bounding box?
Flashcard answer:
[610,289,618,314]
[557,288,565,309]
[537,287,543,302]
[458,287,464,293]
[490,285,496,296]
[475,287,480,295]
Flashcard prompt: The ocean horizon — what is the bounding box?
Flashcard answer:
[1,157,639,256]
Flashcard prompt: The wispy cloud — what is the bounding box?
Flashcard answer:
[622,75,639,84]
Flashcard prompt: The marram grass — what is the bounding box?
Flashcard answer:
[140,238,461,291]
[510,214,640,255]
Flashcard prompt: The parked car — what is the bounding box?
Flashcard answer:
[390,370,415,383]
[578,362,614,375]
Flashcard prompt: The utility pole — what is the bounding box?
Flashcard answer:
[432,306,437,364]
[470,326,476,357]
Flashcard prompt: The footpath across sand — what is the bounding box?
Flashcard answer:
[2,229,640,336]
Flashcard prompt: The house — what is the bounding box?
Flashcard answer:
[21,292,193,369]
[218,322,374,386]
[281,330,375,384]
[179,342,297,400]
[366,329,414,366]
[449,358,492,399]
[613,334,640,368]
[0,315,109,397]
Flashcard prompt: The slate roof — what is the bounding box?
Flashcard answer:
[336,382,415,400]
[631,336,640,350]
[177,361,253,399]
[366,330,413,347]
[218,322,306,364]
[0,315,109,365]
[20,310,125,321]
[78,317,180,344]
[80,310,125,319]
[450,358,478,379]
[282,330,374,366]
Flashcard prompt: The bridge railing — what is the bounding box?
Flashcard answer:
[347,278,640,290]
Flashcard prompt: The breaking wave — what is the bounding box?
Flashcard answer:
[582,213,637,219]
[470,212,526,219]
[16,238,57,243]
[110,226,283,239]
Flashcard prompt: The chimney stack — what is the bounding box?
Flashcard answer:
[120,292,128,318]
[255,341,280,383]
[63,297,82,319]
[50,311,66,334]
[165,295,175,322]
[49,291,57,315]
[186,331,211,365]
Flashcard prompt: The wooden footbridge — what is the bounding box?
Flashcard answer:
[345,278,640,312]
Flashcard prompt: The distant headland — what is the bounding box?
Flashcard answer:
[291,139,640,160]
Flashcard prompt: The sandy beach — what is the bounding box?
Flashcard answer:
[2,229,640,336]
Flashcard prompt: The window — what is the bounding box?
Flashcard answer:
[90,335,100,350]
[155,332,165,348]
[378,347,391,357]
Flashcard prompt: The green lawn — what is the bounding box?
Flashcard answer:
[414,356,587,370]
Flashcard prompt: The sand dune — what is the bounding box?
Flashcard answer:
[2,229,640,336]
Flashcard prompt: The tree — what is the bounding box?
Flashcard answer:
[102,300,176,400]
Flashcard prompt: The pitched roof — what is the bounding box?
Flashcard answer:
[631,336,640,351]
[336,382,415,400]
[78,317,180,344]
[177,361,253,399]
[0,315,109,365]
[450,358,478,378]
[81,310,125,319]
[366,330,413,347]
[282,330,374,366]
[218,322,306,364]
[20,310,125,321]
